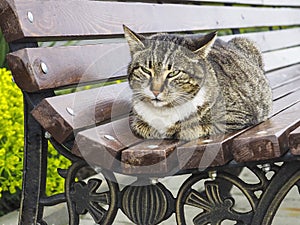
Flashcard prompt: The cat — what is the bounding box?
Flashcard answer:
[123,25,272,141]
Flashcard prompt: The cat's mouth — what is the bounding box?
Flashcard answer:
[151,98,167,107]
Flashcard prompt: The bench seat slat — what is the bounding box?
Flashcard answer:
[272,75,300,101]
[31,82,132,143]
[271,87,300,116]
[289,127,300,155]
[122,139,182,175]
[73,117,141,170]
[73,87,300,174]
[232,102,300,162]
[264,47,300,72]
[176,132,239,170]
[266,64,300,90]
[1,0,300,42]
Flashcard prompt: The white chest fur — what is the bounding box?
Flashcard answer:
[133,88,206,135]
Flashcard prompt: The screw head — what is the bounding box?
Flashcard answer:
[209,171,217,180]
[27,11,34,23]
[151,178,159,185]
[44,131,52,139]
[66,107,75,116]
[104,135,116,141]
[148,145,159,149]
[40,62,48,74]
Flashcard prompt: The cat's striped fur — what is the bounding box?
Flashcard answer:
[124,25,272,141]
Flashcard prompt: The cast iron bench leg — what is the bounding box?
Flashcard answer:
[18,97,48,225]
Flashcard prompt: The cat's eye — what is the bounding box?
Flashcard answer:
[167,70,181,78]
[139,66,152,76]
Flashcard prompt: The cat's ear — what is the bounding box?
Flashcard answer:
[123,25,145,53]
[194,31,217,58]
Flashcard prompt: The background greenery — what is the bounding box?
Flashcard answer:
[0,31,71,216]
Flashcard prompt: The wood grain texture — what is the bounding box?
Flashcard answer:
[221,28,300,53]
[177,133,238,170]
[266,64,300,91]
[272,77,300,101]
[289,127,300,155]
[31,82,132,143]
[263,46,300,72]
[7,43,130,92]
[232,103,300,162]
[121,139,182,175]
[73,117,141,171]
[0,0,24,41]
[1,0,300,42]
[272,88,300,116]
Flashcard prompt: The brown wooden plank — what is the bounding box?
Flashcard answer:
[8,33,299,92]
[232,102,300,163]
[7,43,130,92]
[266,64,300,90]
[0,0,23,41]
[263,47,300,72]
[188,0,300,6]
[1,0,300,42]
[221,28,300,53]
[31,82,132,143]
[121,139,182,175]
[176,131,243,170]
[272,77,300,101]
[272,88,300,116]
[73,117,141,171]
[289,127,300,155]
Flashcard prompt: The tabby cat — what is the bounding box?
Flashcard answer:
[124,25,272,141]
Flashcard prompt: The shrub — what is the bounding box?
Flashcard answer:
[0,68,71,200]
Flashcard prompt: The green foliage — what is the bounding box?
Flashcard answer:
[0,30,9,68]
[0,68,71,199]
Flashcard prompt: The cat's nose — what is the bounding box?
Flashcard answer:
[152,90,160,97]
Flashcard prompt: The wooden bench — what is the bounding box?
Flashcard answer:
[1,0,300,224]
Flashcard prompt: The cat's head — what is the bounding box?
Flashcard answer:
[124,25,217,108]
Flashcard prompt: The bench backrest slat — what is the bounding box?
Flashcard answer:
[189,0,300,6]
[7,28,300,92]
[1,0,300,42]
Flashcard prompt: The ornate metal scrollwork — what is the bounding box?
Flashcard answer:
[176,171,254,225]
[65,160,119,225]
[176,161,300,225]
[121,180,175,225]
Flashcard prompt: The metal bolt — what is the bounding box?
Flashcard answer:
[151,178,159,185]
[262,163,271,173]
[40,62,48,74]
[148,145,159,149]
[257,131,268,135]
[44,131,52,139]
[209,171,217,180]
[27,11,34,23]
[104,135,116,141]
[66,107,75,116]
[202,139,213,144]
[94,167,102,173]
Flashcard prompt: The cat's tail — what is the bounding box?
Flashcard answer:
[229,37,264,71]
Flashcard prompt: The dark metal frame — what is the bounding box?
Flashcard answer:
[11,42,300,225]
